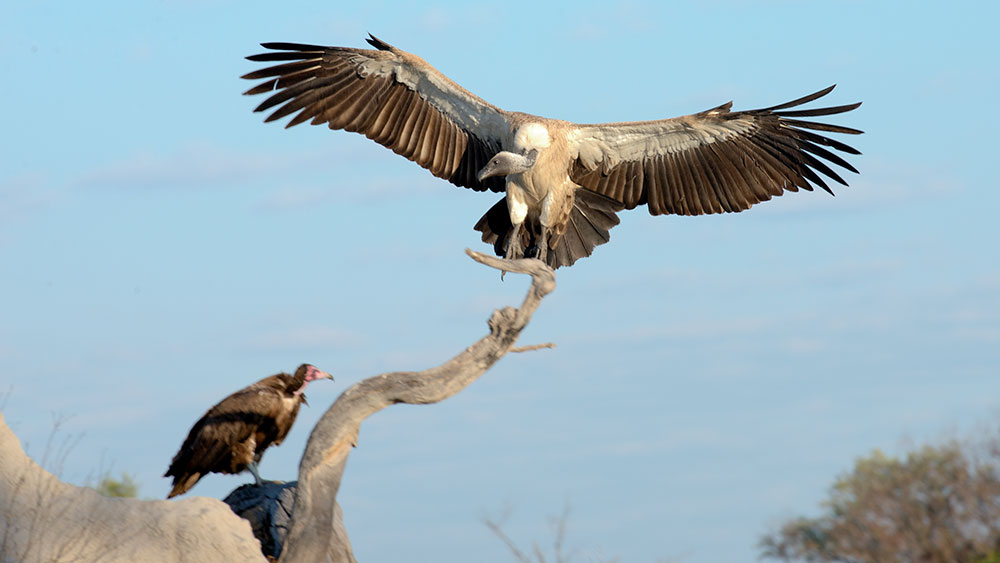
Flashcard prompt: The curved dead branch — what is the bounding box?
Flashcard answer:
[279,251,556,563]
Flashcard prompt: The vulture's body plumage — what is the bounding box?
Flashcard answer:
[165,364,333,498]
[243,36,863,268]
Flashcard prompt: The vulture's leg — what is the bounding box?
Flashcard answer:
[535,228,549,264]
[505,189,529,260]
[247,461,264,485]
[499,223,525,280]
[505,222,524,260]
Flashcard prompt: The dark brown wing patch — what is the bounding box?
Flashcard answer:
[164,381,301,498]
[243,43,505,193]
[571,86,862,216]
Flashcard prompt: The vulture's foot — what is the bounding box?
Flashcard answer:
[505,237,524,261]
[500,235,523,281]
[505,223,525,260]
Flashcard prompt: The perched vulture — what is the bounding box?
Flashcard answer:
[243,35,863,268]
[164,364,334,498]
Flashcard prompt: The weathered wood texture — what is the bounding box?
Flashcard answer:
[279,251,555,563]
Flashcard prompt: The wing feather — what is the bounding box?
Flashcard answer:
[756,84,837,111]
[798,139,859,173]
[243,36,510,193]
[369,86,412,143]
[703,142,745,212]
[696,145,731,212]
[166,385,286,477]
[731,135,799,194]
[569,86,862,216]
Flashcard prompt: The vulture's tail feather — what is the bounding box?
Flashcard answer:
[167,472,202,499]
[549,189,623,269]
[473,198,516,259]
[473,190,622,269]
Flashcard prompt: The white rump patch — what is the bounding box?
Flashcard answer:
[514,122,551,151]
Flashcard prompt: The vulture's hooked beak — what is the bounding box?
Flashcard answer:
[477,162,497,182]
[305,365,334,382]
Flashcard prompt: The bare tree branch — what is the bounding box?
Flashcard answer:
[483,501,610,563]
[510,343,557,353]
[483,507,534,563]
[279,251,556,563]
[550,502,571,563]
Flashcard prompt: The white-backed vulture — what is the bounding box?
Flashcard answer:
[242,35,862,268]
[164,364,333,498]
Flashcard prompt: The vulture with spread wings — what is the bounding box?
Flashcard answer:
[243,35,862,268]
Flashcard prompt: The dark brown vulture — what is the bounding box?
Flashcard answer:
[164,364,334,498]
[242,35,863,268]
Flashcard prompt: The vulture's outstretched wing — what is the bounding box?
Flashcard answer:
[568,85,863,215]
[242,35,511,192]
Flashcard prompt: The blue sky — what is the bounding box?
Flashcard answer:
[2,1,998,561]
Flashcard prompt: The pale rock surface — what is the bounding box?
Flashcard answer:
[0,412,267,563]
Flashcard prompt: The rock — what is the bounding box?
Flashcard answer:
[0,413,266,563]
[224,481,298,560]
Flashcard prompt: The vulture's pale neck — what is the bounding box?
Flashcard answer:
[291,377,309,396]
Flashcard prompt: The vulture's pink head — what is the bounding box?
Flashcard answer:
[303,364,333,382]
[292,364,334,400]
